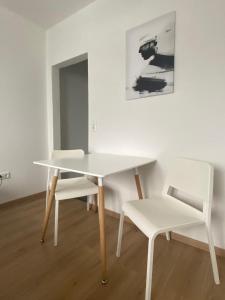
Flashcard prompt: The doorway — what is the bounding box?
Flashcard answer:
[52,53,89,153]
[60,60,88,152]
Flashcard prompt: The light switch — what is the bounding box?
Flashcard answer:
[92,122,97,132]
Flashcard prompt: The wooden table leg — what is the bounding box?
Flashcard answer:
[97,177,107,284]
[40,169,59,244]
[91,177,98,213]
[45,188,50,211]
[134,167,143,199]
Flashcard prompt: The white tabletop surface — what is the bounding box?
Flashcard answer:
[34,153,155,178]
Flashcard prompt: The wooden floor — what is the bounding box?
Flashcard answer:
[0,196,224,300]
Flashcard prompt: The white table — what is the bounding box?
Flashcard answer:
[34,153,155,283]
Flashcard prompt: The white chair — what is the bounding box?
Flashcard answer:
[116,158,220,300]
[46,149,98,246]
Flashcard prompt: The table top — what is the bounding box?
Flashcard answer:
[34,153,155,178]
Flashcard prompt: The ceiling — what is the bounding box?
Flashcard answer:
[0,0,96,29]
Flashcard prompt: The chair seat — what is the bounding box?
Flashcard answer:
[123,196,204,238]
[54,177,98,201]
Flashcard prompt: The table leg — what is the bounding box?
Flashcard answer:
[97,177,107,284]
[40,169,59,243]
[92,177,98,213]
[45,188,50,211]
[45,167,51,210]
[134,167,144,199]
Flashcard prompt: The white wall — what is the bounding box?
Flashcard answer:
[0,6,47,203]
[46,0,225,248]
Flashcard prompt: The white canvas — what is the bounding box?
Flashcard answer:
[126,11,176,100]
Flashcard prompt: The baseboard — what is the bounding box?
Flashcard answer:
[0,191,46,208]
[170,232,225,258]
[105,208,134,224]
[105,208,225,258]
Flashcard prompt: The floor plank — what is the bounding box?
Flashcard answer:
[0,197,224,300]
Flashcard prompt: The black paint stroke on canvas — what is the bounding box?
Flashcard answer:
[133,37,174,94]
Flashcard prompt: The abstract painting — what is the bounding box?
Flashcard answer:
[126,12,176,100]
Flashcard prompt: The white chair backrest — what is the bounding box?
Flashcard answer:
[163,158,214,225]
[51,149,84,160]
[47,150,85,179]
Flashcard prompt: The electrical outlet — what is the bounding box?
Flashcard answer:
[0,171,11,180]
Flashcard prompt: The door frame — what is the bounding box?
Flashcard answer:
[50,53,88,151]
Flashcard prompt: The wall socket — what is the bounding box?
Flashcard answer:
[0,171,11,180]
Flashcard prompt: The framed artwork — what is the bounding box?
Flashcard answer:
[126,11,176,100]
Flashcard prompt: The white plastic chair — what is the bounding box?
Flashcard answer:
[116,158,220,300]
[46,149,98,246]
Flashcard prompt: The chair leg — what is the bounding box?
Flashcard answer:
[166,231,171,241]
[116,211,124,257]
[145,237,155,300]
[87,195,91,211]
[206,225,220,284]
[54,200,59,247]
[93,194,98,213]
[87,195,98,212]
